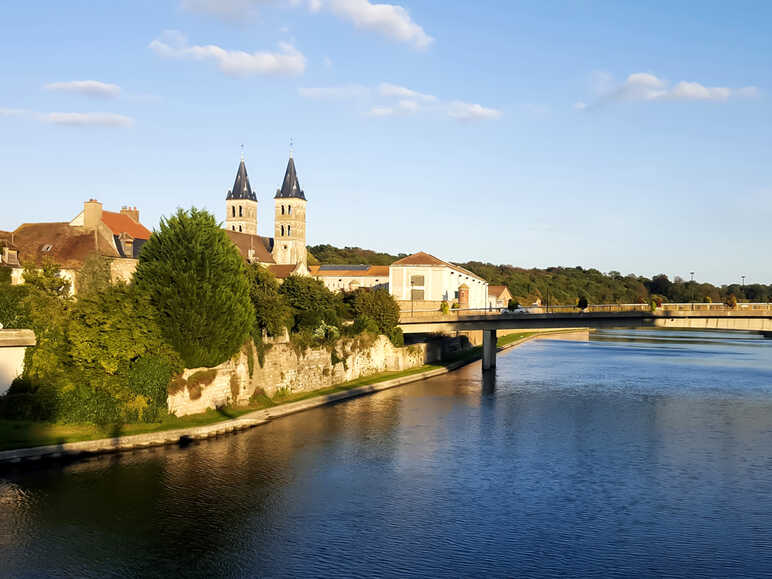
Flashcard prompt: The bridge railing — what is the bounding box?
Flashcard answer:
[399,302,772,322]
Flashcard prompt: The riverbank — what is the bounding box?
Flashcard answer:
[0,329,587,464]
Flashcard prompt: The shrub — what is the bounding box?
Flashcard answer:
[353,315,379,335]
[725,294,738,308]
[351,289,400,335]
[507,299,519,311]
[127,355,175,422]
[134,208,254,368]
[704,296,713,303]
[388,327,404,347]
[23,259,71,297]
[440,300,450,314]
[451,302,460,310]
[577,295,589,310]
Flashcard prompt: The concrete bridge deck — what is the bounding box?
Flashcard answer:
[399,303,772,370]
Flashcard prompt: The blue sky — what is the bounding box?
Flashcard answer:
[1,1,770,284]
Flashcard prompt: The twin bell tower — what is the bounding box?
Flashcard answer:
[225,150,307,267]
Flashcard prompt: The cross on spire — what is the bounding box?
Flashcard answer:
[289,137,294,159]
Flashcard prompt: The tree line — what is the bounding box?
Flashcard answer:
[0,209,402,425]
[307,244,767,306]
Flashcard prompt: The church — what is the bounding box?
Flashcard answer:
[223,153,309,279]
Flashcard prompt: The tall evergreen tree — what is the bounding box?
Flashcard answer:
[134,208,253,368]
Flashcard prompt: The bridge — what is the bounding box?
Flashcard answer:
[398,303,772,371]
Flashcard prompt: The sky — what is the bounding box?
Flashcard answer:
[1,1,770,285]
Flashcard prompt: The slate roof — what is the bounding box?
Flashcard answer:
[101,210,151,239]
[225,230,275,264]
[275,157,306,200]
[226,159,257,201]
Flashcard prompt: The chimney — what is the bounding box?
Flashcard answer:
[120,205,139,223]
[83,199,103,229]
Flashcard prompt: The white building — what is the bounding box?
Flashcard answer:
[388,252,488,311]
[310,264,390,292]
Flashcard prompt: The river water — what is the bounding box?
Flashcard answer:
[1,329,772,578]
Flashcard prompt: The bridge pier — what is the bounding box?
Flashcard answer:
[482,329,497,371]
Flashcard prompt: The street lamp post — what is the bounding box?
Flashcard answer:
[690,272,695,304]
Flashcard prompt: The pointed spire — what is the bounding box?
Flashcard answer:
[226,154,257,201]
[275,155,306,200]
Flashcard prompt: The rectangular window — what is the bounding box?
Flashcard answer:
[411,289,424,301]
[411,275,425,286]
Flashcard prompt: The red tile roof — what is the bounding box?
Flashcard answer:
[311,265,390,277]
[391,251,487,283]
[101,211,151,239]
[488,285,510,298]
[267,264,299,278]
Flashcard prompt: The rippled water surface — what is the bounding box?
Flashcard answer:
[2,329,772,578]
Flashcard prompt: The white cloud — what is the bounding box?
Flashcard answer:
[299,84,369,98]
[149,30,306,76]
[44,80,121,99]
[573,101,587,110]
[446,101,502,121]
[42,112,135,127]
[581,72,761,108]
[378,82,436,102]
[179,0,432,49]
[301,81,500,121]
[325,0,433,49]
[0,108,134,127]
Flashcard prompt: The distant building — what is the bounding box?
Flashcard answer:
[310,264,390,292]
[223,154,308,279]
[0,199,151,293]
[389,251,488,311]
[487,285,513,309]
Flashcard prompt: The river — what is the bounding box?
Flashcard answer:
[1,329,771,578]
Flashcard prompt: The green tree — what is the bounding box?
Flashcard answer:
[23,259,71,297]
[351,288,400,335]
[246,264,291,337]
[76,252,112,297]
[279,274,341,331]
[577,295,589,310]
[134,208,253,368]
[0,283,30,329]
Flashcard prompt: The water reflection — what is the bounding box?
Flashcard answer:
[1,330,771,577]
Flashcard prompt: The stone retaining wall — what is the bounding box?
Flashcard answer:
[168,334,453,418]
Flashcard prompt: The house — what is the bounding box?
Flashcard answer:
[487,285,513,309]
[222,153,309,279]
[1,199,151,293]
[388,251,488,311]
[309,264,390,292]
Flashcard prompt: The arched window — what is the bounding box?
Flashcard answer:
[288,205,292,215]
[281,205,285,215]
[239,225,242,232]
[239,205,243,217]
[232,206,235,218]
[281,225,285,236]
[287,225,291,236]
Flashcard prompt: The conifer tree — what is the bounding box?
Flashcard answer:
[134,208,253,368]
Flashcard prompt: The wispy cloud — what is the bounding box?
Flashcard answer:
[324,0,433,49]
[44,80,121,99]
[578,71,760,109]
[300,82,501,121]
[149,29,306,76]
[179,0,432,49]
[0,108,134,127]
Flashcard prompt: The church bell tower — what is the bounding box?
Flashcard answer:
[273,153,307,266]
[225,153,258,235]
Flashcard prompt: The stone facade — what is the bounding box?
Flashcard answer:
[168,335,438,418]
